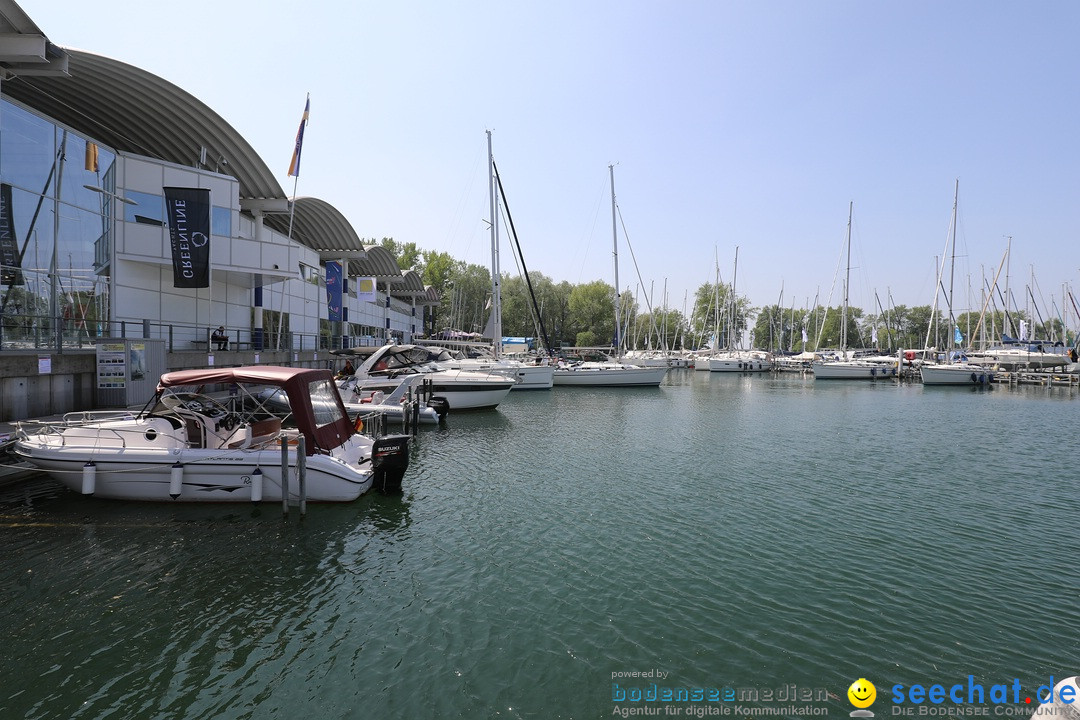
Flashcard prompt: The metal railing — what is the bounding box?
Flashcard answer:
[0,313,399,353]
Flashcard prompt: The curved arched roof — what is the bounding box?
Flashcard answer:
[391,270,426,299]
[1,48,285,202]
[350,245,403,279]
[0,19,434,298]
[263,197,364,253]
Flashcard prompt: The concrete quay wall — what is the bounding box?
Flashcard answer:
[0,350,332,423]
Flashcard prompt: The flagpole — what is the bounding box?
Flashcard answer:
[279,94,309,351]
[276,173,299,351]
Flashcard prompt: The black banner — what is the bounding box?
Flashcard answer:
[0,183,23,286]
[163,187,210,288]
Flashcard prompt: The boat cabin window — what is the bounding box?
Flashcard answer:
[308,380,345,428]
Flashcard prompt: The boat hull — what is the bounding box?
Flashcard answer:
[13,433,378,503]
[812,361,896,380]
[552,365,667,386]
[504,365,555,390]
[444,360,554,390]
[352,372,516,410]
[346,401,442,425]
[920,363,995,386]
[708,355,773,372]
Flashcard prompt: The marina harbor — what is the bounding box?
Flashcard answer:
[2,369,1077,717]
[1,1,1078,718]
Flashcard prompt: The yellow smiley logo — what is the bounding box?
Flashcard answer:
[848,678,876,709]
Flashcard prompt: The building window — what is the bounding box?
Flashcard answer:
[123,190,165,226]
[212,206,231,237]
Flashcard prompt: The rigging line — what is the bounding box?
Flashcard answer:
[444,141,487,255]
[614,204,661,343]
[497,199,543,342]
[815,225,846,349]
[1030,273,1052,336]
[492,159,553,355]
[576,177,607,285]
[1026,285,1046,333]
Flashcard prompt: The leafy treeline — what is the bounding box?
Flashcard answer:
[379,239,1067,351]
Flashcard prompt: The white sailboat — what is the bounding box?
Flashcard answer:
[708,247,773,373]
[812,202,896,380]
[919,180,997,386]
[466,130,554,390]
[553,166,667,387]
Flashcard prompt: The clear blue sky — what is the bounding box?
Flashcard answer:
[30,1,1080,322]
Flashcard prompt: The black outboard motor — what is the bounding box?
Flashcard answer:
[371,434,411,493]
[427,396,450,420]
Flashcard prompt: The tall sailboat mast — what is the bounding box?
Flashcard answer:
[842,201,853,354]
[947,179,959,346]
[487,130,502,359]
[610,164,621,356]
[730,246,739,350]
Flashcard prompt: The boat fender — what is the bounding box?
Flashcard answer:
[871,367,876,377]
[82,460,96,495]
[970,372,978,384]
[251,467,263,503]
[169,462,183,499]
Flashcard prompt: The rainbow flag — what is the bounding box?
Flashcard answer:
[287,96,310,177]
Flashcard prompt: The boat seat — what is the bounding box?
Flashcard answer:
[183,417,204,449]
[229,417,282,449]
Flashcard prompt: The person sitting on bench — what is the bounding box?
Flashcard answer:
[211,326,229,350]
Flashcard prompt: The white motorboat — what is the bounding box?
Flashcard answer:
[338,372,445,425]
[12,366,411,501]
[344,344,516,411]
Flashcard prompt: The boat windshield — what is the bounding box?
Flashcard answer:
[308,379,345,428]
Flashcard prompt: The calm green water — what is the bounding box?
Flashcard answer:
[2,371,1079,719]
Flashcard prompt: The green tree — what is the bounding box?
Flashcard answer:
[901,305,942,349]
[956,309,1010,347]
[575,330,597,347]
[688,281,756,349]
[812,304,869,349]
[629,308,687,351]
[751,305,814,353]
[375,238,421,272]
[568,280,615,347]
[441,262,491,334]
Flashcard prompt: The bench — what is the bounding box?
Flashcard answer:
[228,417,282,449]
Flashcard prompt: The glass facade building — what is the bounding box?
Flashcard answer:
[0,98,117,347]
